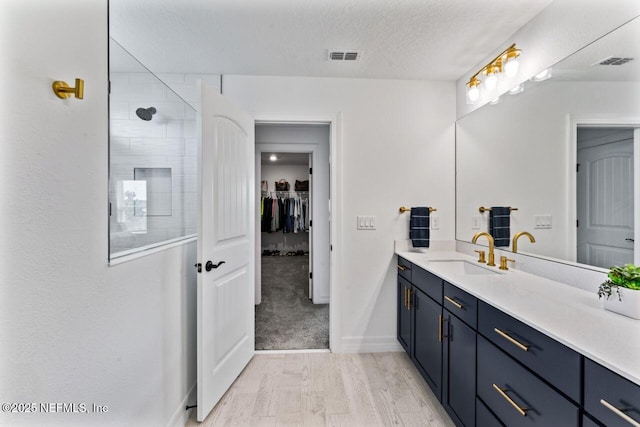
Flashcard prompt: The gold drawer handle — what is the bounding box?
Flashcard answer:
[494,328,529,352]
[397,264,407,271]
[600,399,640,427]
[492,384,528,417]
[444,295,463,309]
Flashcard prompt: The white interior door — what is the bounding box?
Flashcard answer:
[308,153,313,300]
[197,83,255,421]
[577,131,634,268]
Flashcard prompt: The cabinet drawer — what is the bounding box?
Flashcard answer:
[582,415,602,427]
[585,358,640,427]
[412,265,442,303]
[478,301,580,402]
[476,398,505,427]
[477,336,579,426]
[397,256,412,282]
[443,281,477,329]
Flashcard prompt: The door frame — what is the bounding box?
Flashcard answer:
[569,115,640,264]
[253,113,342,353]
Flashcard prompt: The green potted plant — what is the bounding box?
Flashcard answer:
[598,264,640,320]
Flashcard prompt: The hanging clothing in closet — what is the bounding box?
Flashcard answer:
[261,193,309,233]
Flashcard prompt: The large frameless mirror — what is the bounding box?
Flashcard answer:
[456,17,640,270]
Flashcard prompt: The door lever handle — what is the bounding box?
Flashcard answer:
[205,260,226,271]
[626,238,635,242]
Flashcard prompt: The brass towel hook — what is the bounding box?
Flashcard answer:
[52,78,84,99]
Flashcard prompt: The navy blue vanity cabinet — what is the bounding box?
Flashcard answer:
[476,398,505,427]
[413,286,443,400]
[443,281,477,329]
[397,276,412,353]
[442,309,476,427]
[478,301,581,403]
[477,336,579,426]
[412,265,443,304]
[397,256,412,282]
[584,358,640,426]
[582,415,603,427]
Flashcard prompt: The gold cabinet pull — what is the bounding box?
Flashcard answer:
[600,399,640,427]
[492,384,528,416]
[444,295,463,309]
[494,328,529,352]
[397,264,407,271]
[438,315,443,342]
[404,287,408,309]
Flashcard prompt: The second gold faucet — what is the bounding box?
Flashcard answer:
[512,231,535,253]
[472,232,496,266]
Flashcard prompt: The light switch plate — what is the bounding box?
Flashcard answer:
[357,215,376,230]
[472,215,481,230]
[534,215,552,229]
[431,215,440,230]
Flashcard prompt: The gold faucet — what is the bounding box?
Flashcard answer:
[512,231,536,253]
[472,232,496,266]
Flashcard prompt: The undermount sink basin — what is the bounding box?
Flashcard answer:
[427,260,500,275]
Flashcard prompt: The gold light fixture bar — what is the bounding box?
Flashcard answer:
[466,43,522,101]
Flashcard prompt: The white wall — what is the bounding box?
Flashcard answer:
[0,2,196,426]
[224,75,456,351]
[457,0,640,118]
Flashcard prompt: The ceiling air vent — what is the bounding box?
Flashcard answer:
[595,57,634,66]
[328,50,361,61]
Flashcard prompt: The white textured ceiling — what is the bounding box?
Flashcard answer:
[110,0,553,80]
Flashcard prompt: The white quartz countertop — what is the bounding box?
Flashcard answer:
[395,249,640,387]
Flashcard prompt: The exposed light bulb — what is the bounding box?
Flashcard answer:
[504,57,520,77]
[269,154,277,161]
[467,86,480,102]
[485,73,498,90]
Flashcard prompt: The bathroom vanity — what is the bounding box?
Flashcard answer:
[396,250,640,427]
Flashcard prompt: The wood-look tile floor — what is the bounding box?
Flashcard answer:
[186,351,455,427]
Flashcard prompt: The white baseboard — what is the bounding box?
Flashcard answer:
[313,296,330,304]
[167,381,197,427]
[340,336,404,353]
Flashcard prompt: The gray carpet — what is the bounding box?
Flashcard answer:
[256,255,329,350]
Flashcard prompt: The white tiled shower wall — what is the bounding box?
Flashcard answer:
[109,72,198,255]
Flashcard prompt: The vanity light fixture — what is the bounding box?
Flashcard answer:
[269,154,277,162]
[466,43,522,104]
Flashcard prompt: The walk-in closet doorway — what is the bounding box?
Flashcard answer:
[255,122,331,351]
